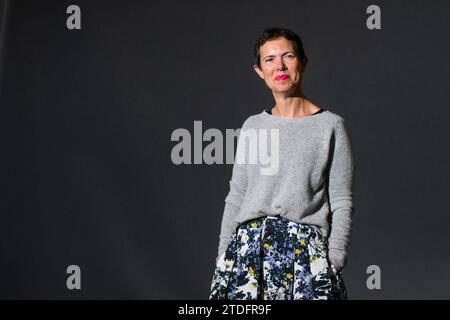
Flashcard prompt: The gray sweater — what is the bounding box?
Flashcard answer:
[217,108,355,271]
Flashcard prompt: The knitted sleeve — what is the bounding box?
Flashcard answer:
[327,118,355,271]
[216,119,250,260]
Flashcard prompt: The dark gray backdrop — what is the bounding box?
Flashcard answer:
[0,0,449,299]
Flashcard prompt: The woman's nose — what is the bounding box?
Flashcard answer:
[276,60,286,70]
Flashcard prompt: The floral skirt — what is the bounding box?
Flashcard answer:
[209,215,347,300]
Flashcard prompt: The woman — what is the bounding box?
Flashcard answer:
[209,27,354,300]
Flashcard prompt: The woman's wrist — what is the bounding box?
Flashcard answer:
[331,264,340,275]
[328,247,347,272]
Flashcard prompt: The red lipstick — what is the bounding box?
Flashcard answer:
[275,75,289,80]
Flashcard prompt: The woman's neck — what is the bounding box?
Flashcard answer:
[272,97,318,118]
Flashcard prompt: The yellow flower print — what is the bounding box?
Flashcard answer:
[286,273,293,279]
[251,223,257,228]
[295,249,301,255]
[299,239,306,246]
[248,266,254,276]
[310,255,317,262]
[263,243,269,249]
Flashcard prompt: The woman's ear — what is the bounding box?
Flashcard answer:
[253,64,265,80]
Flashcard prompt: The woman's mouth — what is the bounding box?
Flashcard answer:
[275,75,289,81]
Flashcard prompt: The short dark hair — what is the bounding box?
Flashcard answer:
[253,27,307,69]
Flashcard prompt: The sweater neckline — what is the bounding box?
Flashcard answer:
[261,107,328,121]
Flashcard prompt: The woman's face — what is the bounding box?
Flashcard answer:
[254,37,305,94]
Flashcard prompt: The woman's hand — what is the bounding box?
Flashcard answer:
[331,264,340,276]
